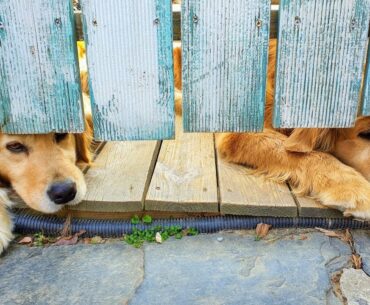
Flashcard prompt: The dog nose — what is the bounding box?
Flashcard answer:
[47,180,77,205]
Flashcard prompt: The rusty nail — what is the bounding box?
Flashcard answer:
[294,16,301,26]
[154,18,160,25]
[256,19,262,28]
[193,14,199,23]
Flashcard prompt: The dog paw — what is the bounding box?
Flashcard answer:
[0,224,13,255]
[319,180,370,220]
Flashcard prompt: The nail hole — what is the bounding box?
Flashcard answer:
[92,19,98,26]
[294,16,301,26]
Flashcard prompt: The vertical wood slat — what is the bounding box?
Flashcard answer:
[182,0,270,133]
[0,0,84,133]
[274,0,370,128]
[362,48,370,116]
[80,0,174,141]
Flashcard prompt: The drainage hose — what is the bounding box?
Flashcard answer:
[14,210,370,237]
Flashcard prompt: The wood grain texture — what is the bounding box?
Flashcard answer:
[80,0,174,140]
[145,117,218,212]
[70,141,160,212]
[294,194,343,218]
[274,0,370,128]
[0,0,84,133]
[362,48,370,116]
[218,159,297,217]
[182,0,270,132]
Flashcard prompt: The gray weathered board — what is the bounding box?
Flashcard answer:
[218,158,297,217]
[182,0,270,132]
[145,117,218,212]
[362,49,370,116]
[71,141,160,212]
[0,0,84,133]
[274,0,370,128]
[80,0,174,141]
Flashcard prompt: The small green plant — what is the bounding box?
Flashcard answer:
[142,215,152,224]
[131,215,140,225]
[33,232,47,247]
[124,219,198,248]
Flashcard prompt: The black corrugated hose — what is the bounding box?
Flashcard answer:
[13,210,370,237]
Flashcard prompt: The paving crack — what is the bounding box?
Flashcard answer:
[126,248,145,305]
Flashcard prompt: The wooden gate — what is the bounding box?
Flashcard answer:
[0,0,370,139]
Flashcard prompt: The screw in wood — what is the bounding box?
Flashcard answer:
[350,18,356,30]
[294,16,301,26]
[54,18,62,25]
[256,19,263,28]
[193,14,199,23]
[154,18,160,25]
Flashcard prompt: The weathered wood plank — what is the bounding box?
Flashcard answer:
[145,117,218,212]
[274,0,370,128]
[294,194,343,218]
[70,141,160,212]
[0,0,84,133]
[218,159,297,217]
[182,0,270,132]
[362,48,370,116]
[76,5,278,42]
[80,0,174,140]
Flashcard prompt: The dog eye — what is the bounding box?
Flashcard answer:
[6,142,28,154]
[359,131,370,140]
[55,133,68,143]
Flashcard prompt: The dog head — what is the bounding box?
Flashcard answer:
[284,116,370,180]
[0,114,93,214]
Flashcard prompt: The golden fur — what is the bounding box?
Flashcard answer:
[0,44,93,254]
[174,41,370,219]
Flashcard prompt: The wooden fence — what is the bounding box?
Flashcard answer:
[0,0,369,140]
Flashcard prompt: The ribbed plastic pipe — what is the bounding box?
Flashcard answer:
[13,210,370,237]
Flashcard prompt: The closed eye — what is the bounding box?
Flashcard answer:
[54,133,68,143]
[359,131,370,140]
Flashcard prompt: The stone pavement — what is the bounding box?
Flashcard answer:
[0,229,369,305]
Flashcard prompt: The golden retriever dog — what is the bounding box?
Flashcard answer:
[0,44,93,254]
[174,40,370,219]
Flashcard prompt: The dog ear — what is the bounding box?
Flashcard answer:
[74,93,94,164]
[284,128,338,153]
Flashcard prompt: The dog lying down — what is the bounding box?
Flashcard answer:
[0,43,93,254]
[173,40,370,220]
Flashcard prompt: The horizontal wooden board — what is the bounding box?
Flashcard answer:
[182,0,270,132]
[218,159,297,217]
[294,193,343,218]
[80,0,174,140]
[274,0,370,128]
[75,5,279,41]
[70,141,160,212]
[0,0,84,133]
[145,117,218,212]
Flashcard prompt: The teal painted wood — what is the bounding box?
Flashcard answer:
[362,48,370,116]
[80,0,174,141]
[0,0,84,134]
[274,0,370,128]
[182,0,270,132]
